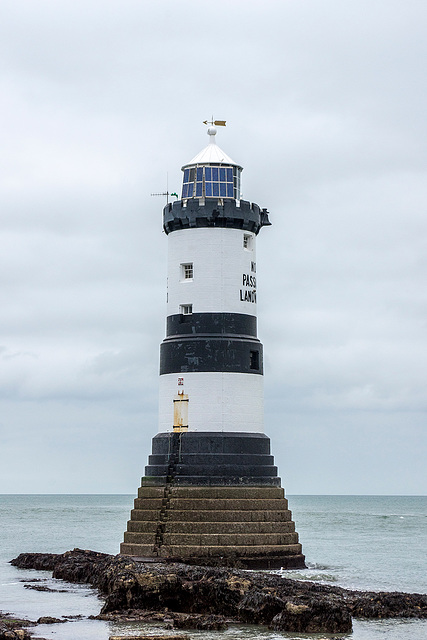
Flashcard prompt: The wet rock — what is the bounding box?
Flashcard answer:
[0,631,28,640]
[19,580,44,583]
[0,614,35,640]
[270,599,352,633]
[24,585,68,593]
[11,554,59,572]
[348,591,427,619]
[109,637,189,640]
[238,590,285,623]
[10,549,427,635]
[36,617,65,624]
[173,613,228,630]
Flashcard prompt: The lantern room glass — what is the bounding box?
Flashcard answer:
[181,165,241,200]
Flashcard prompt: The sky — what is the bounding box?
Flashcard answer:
[1,0,426,495]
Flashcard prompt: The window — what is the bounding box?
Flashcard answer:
[181,263,193,280]
[181,164,241,200]
[180,304,193,315]
[250,350,259,370]
[205,165,234,199]
[243,233,253,250]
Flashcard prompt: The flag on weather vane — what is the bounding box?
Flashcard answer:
[203,118,226,126]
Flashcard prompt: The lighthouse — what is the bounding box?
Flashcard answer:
[121,124,305,569]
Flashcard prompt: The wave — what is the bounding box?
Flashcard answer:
[273,563,340,583]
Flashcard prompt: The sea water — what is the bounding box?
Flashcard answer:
[0,494,426,639]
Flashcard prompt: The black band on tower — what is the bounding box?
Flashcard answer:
[160,336,263,375]
[144,431,281,486]
[163,198,271,235]
[166,312,257,338]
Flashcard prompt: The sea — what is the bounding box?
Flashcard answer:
[0,494,426,640]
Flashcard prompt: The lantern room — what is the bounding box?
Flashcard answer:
[181,126,243,201]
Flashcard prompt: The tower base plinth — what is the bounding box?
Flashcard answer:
[120,432,305,570]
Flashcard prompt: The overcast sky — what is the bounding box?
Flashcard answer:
[1,0,426,495]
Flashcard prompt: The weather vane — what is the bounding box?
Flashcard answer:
[203,117,226,127]
[151,121,226,203]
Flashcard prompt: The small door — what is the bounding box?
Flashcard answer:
[173,392,189,432]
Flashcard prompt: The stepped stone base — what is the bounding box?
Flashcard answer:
[120,485,305,569]
[120,432,305,569]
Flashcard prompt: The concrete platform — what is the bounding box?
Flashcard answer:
[121,484,305,569]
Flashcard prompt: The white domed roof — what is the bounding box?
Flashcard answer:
[182,127,242,170]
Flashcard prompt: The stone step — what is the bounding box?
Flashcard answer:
[141,476,168,486]
[130,509,162,521]
[134,498,166,510]
[120,543,156,556]
[168,498,288,511]
[161,532,299,546]
[174,477,282,487]
[157,543,303,558]
[147,464,278,477]
[166,509,292,522]
[123,531,158,544]
[167,486,285,500]
[140,476,282,487]
[127,521,159,533]
[148,453,276,466]
[137,487,166,498]
[164,520,295,534]
[174,476,282,486]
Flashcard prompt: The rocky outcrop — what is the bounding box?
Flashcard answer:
[11,549,427,634]
[269,600,353,634]
[0,614,35,640]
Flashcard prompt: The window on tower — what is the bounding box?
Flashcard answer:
[181,263,193,280]
[180,304,193,315]
[249,350,259,370]
[243,233,253,250]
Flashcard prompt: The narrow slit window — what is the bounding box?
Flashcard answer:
[243,233,253,250]
[250,350,259,370]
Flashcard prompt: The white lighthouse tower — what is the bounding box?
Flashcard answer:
[121,124,304,569]
[159,125,267,444]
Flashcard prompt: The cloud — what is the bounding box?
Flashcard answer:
[0,0,426,493]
